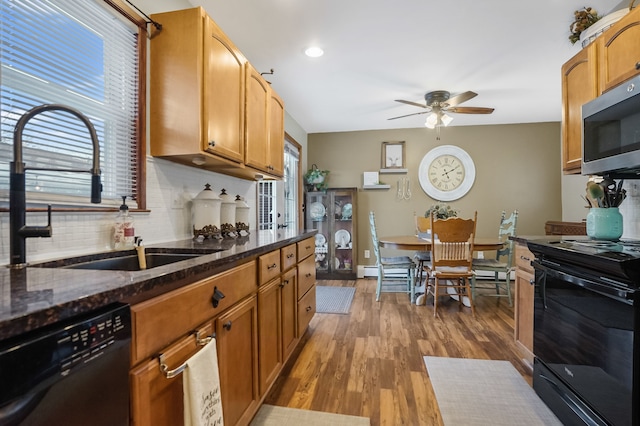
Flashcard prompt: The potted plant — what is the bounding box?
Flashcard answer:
[425,203,458,219]
[304,164,329,191]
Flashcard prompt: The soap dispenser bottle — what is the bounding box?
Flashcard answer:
[114,196,135,249]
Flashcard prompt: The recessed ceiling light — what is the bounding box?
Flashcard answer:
[304,46,324,58]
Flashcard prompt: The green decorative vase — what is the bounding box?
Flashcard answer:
[586,207,623,240]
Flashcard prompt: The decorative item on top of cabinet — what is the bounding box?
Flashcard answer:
[561,44,598,174]
[305,188,357,279]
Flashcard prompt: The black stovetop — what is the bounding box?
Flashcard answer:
[527,238,640,285]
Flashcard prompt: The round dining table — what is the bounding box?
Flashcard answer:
[378,235,504,252]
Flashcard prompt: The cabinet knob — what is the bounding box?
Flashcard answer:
[281,279,289,287]
[208,140,216,147]
[223,321,232,330]
[636,61,640,70]
[529,279,535,285]
[211,286,226,308]
[306,273,312,278]
[306,306,312,312]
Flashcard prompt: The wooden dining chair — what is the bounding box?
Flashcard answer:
[426,212,477,317]
[471,210,518,306]
[413,212,432,289]
[369,211,416,302]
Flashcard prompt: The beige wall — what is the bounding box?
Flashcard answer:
[308,122,563,265]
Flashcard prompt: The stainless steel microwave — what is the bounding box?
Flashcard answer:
[582,74,640,178]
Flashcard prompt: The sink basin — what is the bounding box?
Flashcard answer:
[63,253,201,271]
[30,248,222,271]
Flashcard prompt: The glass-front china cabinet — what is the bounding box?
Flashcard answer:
[305,188,357,279]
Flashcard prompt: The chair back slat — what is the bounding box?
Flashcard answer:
[430,213,477,271]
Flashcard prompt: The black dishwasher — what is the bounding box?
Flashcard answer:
[0,303,131,426]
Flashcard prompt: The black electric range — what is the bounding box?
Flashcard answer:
[527,238,640,286]
[527,237,640,425]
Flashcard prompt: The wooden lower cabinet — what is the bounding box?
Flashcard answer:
[257,278,283,396]
[216,296,259,426]
[514,241,535,366]
[130,323,214,426]
[129,240,316,426]
[281,268,298,360]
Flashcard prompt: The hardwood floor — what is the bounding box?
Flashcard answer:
[264,278,532,426]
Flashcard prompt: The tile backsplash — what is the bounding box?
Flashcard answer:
[619,181,640,239]
[0,157,256,265]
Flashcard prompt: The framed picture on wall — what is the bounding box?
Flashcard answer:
[381,141,405,169]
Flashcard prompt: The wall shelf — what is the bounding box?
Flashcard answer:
[362,184,391,190]
[379,168,407,174]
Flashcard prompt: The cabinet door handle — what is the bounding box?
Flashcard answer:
[211,286,226,308]
[520,255,531,262]
[305,306,312,312]
[287,253,295,259]
[306,245,312,250]
[208,140,216,147]
[636,61,640,70]
[306,273,312,278]
[267,263,278,270]
[223,321,232,330]
[529,279,535,285]
[280,279,289,287]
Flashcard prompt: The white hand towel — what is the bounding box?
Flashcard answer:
[183,339,224,426]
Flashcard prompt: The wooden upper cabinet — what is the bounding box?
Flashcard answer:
[597,6,640,94]
[244,63,285,177]
[561,44,598,174]
[245,63,270,173]
[150,7,245,168]
[203,14,246,163]
[269,90,285,177]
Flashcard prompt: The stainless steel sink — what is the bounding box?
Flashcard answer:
[31,248,222,271]
[63,253,201,271]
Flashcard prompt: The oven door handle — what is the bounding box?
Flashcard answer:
[533,260,634,302]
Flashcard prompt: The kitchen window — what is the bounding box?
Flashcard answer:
[0,0,147,209]
[283,138,300,231]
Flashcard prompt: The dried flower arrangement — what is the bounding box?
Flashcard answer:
[569,7,601,44]
[425,203,458,220]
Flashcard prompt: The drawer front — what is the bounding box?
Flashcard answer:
[297,255,316,300]
[259,250,281,285]
[281,244,297,272]
[297,284,316,336]
[297,237,315,261]
[131,261,257,365]
[515,243,535,273]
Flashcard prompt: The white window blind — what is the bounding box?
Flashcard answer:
[0,0,139,206]
[258,181,275,231]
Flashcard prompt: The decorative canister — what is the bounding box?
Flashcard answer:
[235,195,250,235]
[192,184,222,239]
[219,188,237,237]
[586,207,623,240]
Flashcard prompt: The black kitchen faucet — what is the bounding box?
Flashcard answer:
[9,104,102,268]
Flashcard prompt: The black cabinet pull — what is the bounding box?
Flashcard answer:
[223,321,232,330]
[211,286,226,308]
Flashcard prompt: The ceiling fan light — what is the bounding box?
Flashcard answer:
[441,113,453,126]
[304,46,324,57]
[425,113,437,129]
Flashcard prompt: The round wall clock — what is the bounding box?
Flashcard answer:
[418,145,476,201]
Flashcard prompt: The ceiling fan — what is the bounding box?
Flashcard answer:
[389,90,494,139]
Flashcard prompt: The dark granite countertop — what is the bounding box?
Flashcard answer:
[0,230,316,341]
